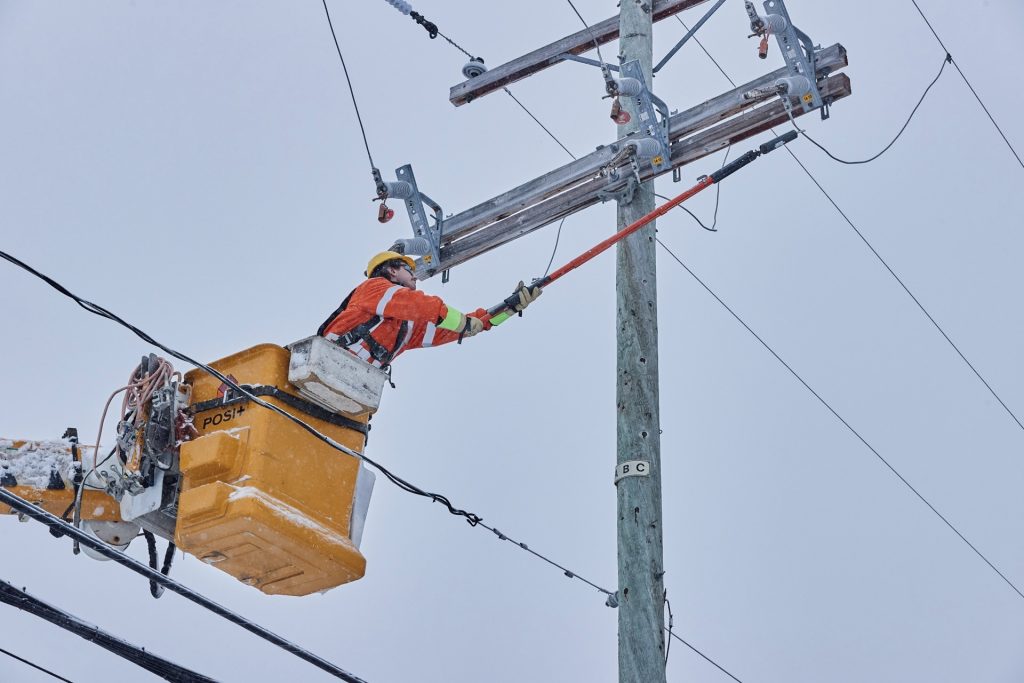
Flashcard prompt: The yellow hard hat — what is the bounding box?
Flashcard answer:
[365,251,416,278]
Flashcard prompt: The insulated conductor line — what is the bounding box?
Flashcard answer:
[682,21,1024,436]
[784,146,1024,435]
[564,0,610,72]
[792,53,951,165]
[655,236,1024,602]
[381,1,575,162]
[504,88,577,160]
[0,249,614,605]
[543,217,568,277]
[663,629,744,683]
[322,0,388,198]
[675,16,734,86]
[0,646,74,683]
[0,499,361,682]
[435,29,476,61]
[910,0,1024,171]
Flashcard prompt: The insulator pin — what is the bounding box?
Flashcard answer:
[385,181,414,200]
[390,237,432,256]
[614,77,643,98]
[628,137,663,159]
[774,75,812,98]
[462,58,487,79]
[759,13,788,33]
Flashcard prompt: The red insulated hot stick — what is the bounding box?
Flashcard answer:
[486,130,798,320]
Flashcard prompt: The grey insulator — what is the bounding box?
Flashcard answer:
[760,12,788,33]
[614,77,643,97]
[385,180,414,200]
[391,237,432,256]
[383,0,412,15]
[628,137,663,159]
[775,75,812,97]
[462,58,487,79]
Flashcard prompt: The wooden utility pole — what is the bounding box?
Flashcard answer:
[425,13,850,678]
[615,2,666,682]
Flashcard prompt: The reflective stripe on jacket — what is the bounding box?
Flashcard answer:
[319,277,490,366]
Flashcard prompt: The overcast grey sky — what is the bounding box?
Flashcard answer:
[2,1,1023,681]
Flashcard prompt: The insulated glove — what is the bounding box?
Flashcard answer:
[510,281,542,314]
[460,315,485,338]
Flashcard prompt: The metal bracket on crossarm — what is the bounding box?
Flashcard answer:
[385,165,448,281]
[745,0,829,120]
[614,60,672,173]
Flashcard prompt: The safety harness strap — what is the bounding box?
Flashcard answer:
[316,288,357,337]
[319,285,410,367]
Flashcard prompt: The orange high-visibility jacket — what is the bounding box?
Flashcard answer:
[318,277,491,367]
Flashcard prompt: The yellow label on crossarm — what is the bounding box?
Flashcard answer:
[803,93,813,103]
[652,155,664,165]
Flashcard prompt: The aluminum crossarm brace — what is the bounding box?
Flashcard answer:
[449,0,712,106]
[419,44,847,276]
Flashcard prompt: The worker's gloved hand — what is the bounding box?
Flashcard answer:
[460,315,485,338]
[509,281,542,314]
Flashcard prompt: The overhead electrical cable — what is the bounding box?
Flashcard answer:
[909,0,1024,171]
[679,20,1024,436]
[321,0,389,199]
[0,249,613,604]
[563,0,610,68]
[781,145,1024,435]
[674,17,734,85]
[380,0,479,60]
[0,579,215,682]
[0,495,365,683]
[503,87,577,160]
[654,236,1024,602]
[664,628,744,683]
[378,0,575,161]
[563,0,616,92]
[0,645,74,683]
[656,190,720,232]
[652,141,731,233]
[543,217,568,278]
[790,53,951,165]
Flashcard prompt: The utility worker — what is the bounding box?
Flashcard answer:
[317,251,541,368]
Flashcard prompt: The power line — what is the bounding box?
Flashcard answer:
[655,191,719,232]
[0,492,365,683]
[377,0,576,162]
[682,23,1024,438]
[909,0,1024,171]
[674,16,734,86]
[792,53,951,165]
[654,236,1024,602]
[779,143,1024,435]
[503,88,577,160]
[664,629,744,683]
[0,248,613,604]
[0,579,215,682]
[563,0,614,86]
[380,0,480,61]
[654,145,730,233]
[321,0,380,178]
[477,521,614,600]
[0,645,74,683]
[543,217,568,277]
